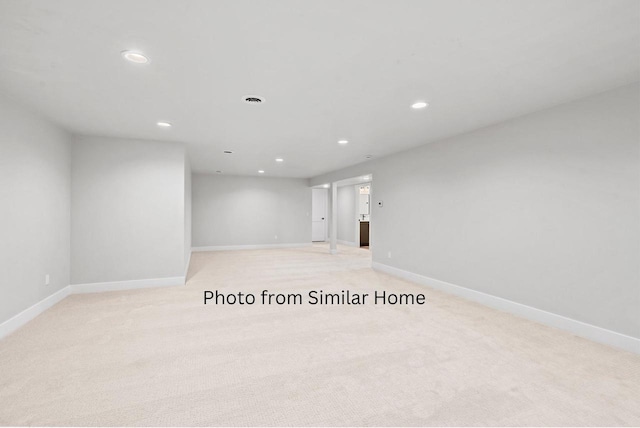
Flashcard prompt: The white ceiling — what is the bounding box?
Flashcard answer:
[1,0,638,178]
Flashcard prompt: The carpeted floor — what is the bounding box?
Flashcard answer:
[0,244,639,426]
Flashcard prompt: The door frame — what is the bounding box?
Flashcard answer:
[354,182,372,247]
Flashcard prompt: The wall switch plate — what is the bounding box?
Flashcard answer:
[388,251,392,259]
[45,274,50,286]
[275,235,278,240]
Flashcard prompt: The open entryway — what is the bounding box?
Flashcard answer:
[357,183,371,248]
[310,175,372,255]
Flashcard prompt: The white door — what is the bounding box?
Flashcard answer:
[311,188,328,241]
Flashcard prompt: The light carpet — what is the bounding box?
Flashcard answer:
[0,244,639,426]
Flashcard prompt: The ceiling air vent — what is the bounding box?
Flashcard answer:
[243,95,265,104]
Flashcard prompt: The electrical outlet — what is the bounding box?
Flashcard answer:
[45,274,50,286]
[387,251,392,259]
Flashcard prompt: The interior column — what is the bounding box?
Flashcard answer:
[330,182,338,254]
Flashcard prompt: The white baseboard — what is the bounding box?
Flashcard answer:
[192,243,312,252]
[0,286,71,340]
[372,262,640,355]
[70,276,185,294]
[338,240,358,247]
[1,275,187,340]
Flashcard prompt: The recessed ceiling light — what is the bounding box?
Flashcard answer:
[323,184,330,188]
[411,101,428,109]
[223,150,233,154]
[275,158,284,162]
[121,50,149,64]
[365,155,373,159]
[338,140,349,145]
[258,170,265,174]
[156,121,172,127]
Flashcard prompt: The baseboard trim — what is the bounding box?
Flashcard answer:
[192,243,312,252]
[337,240,358,247]
[0,285,71,340]
[372,262,640,354]
[70,276,185,294]
[1,275,187,340]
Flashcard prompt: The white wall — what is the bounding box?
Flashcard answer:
[184,157,192,271]
[192,174,311,248]
[310,83,640,340]
[71,136,187,284]
[0,97,71,324]
[337,185,356,244]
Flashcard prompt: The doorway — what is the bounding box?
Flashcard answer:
[311,187,328,242]
[357,184,371,248]
[331,175,372,251]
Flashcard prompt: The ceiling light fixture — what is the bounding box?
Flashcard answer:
[156,121,172,127]
[121,50,149,64]
[323,184,330,188]
[258,170,265,174]
[411,101,428,109]
[338,140,349,145]
[275,158,284,162]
